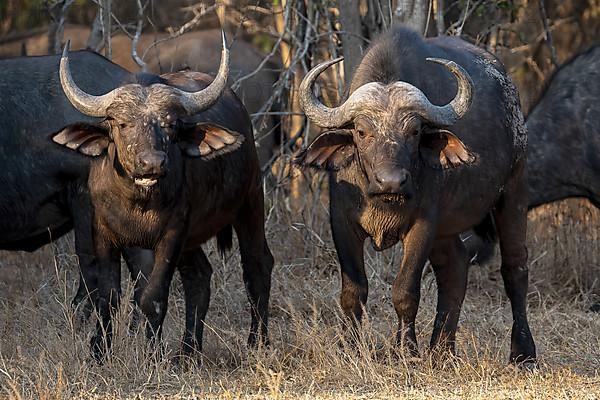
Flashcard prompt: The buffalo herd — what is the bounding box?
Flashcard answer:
[0,23,598,368]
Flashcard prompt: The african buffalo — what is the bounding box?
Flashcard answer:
[52,37,273,358]
[296,27,536,365]
[466,45,600,264]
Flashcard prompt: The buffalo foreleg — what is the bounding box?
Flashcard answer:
[392,217,436,356]
[139,222,186,345]
[428,235,468,354]
[121,248,153,333]
[493,158,537,366]
[330,208,368,332]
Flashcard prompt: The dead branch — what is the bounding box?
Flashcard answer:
[132,0,148,71]
[446,0,484,36]
[100,0,112,59]
[538,0,559,68]
[46,0,74,54]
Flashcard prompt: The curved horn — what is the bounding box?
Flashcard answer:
[299,57,356,128]
[423,58,474,126]
[59,41,121,117]
[177,30,230,115]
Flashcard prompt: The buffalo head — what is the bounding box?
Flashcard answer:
[53,35,242,188]
[296,57,475,202]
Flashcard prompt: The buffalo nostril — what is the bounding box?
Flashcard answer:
[398,171,408,187]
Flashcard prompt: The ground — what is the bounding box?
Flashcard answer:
[0,190,598,399]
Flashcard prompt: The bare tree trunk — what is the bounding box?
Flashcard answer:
[47,0,74,54]
[338,0,364,84]
[433,0,444,35]
[101,0,112,59]
[274,0,306,211]
[364,0,393,37]
[393,0,429,34]
[1,0,15,35]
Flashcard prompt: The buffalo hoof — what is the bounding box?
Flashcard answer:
[247,332,270,349]
[510,356,538,371]
[90,334,110,363]
[71,295,93,324]
[520,359,539,371]
[428,346,459,369]
[172,351,202,371]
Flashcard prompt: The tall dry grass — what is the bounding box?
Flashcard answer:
[0,180,599,399]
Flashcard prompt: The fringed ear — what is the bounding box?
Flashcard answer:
[179,123,245,159]
[420,127,476,169]
[294,129,354,171]
[51,123,110,157]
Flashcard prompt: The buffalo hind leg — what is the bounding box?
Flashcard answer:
[177,248,213,356]
[234,196,274,347]
[69,183,98,321]
[493,158,536,365]
[428,236,468,355]
[90,230,121,361]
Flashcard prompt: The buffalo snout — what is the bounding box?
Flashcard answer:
[369,168,413,198]
[136,150,168,178]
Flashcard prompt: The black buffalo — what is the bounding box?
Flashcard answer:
[52,37,273,358]
[296,27,536,365]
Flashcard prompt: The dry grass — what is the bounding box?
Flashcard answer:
[0,185,599,399]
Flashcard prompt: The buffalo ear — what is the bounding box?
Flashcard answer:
[420,127,476,169]
[179,123,245,159]
[294,129,354,171]
[51,123,110,157]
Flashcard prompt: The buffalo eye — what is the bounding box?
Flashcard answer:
[356,128,366,139]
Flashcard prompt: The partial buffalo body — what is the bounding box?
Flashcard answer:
[0,51,127,252]
[466,45,600,264]
[296,27,536,365]
[53,41,273,358]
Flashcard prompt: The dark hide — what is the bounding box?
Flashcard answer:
[466,45,600,265]
[0,51,128,251]
[53,69,273,359]
[296,26,536,364]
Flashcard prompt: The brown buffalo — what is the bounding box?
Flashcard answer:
[52,38,273,359]
[296,27,536,365]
